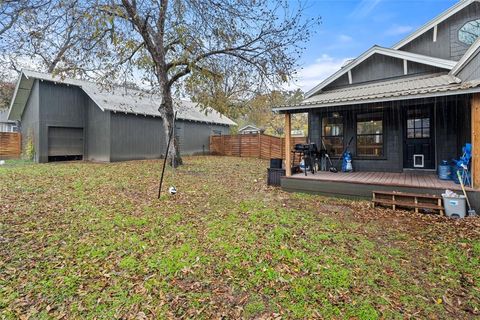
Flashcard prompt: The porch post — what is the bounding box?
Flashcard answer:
[472,93,480,188]
[285,113,292,177]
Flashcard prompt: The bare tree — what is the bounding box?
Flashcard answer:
[0,0,107,78]
[0,0,319,165]
[91,0,319,165]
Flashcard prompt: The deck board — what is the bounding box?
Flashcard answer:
[289,171,473,191]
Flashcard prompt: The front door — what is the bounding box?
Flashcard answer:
[403,105,435,169]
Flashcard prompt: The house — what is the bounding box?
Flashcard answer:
[238,125,264,135]
[274,0,480,207]
[291,130,305,137]
[7,70,235,163]
[0,109,18,132]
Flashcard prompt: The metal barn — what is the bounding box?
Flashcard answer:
[7,70,235,163]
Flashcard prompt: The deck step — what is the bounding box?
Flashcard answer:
[372,191,444,215]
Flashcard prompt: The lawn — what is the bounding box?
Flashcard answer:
[1,156,479,319]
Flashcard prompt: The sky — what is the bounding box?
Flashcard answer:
[289,0,458,92]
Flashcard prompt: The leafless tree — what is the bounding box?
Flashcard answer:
[93,0,319,165]
[0,0,107,78]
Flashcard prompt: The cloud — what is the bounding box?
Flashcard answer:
[385,24,414,36]
[350,0,383,19]
[285,54,353,92]
[338,34,353,43]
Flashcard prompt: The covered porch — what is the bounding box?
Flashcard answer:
[278,91,480,210]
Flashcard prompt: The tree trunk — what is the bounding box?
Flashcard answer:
[160,85,183,167]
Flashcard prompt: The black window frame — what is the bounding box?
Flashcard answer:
[356,112,385,158]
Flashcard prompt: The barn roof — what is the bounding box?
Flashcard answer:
[0,109,14,123]
[8,70,236,126]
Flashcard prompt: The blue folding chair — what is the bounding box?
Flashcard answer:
[453,143,472,187]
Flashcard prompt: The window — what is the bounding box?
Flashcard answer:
[212,129,222,135]
[407,108,430,139]
[356,112,383,157]
[459,19,480,45]
[322,113,343,156]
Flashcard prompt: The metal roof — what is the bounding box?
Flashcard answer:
[305,46,457,99]
[8,70,236,126]
[273,73,480,112]
[0,109,14,123]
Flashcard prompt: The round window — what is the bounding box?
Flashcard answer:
[458,19,480,45]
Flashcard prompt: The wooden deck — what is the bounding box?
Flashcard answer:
[289,171,472,191]
[281,171,480,210]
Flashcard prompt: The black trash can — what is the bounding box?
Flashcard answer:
[267,168,286,186]
[270,158,283,169]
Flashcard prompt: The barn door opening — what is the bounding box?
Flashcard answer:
[48,127,84,162]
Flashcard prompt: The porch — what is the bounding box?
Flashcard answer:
[281,171,480,209]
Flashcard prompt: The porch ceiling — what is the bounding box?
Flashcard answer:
[274,73,480,113]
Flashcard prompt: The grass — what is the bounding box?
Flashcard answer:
[0,156,479,319]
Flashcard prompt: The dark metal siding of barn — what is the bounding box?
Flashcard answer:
[109,112,166,162]
[20,80,40,162]
[38,81,86,162]
[399,2,480,60]
[85,98,110,161]
[176,120,230,155]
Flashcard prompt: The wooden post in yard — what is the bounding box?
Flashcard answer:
[285,113,292,177]
[472,93,480,188]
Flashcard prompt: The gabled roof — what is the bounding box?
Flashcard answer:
[8,70,236,126]
[393,0,479,50]
[305,46,457,98]
[450,37,480,76]
[274,73,480,112]
[239,124,262,132]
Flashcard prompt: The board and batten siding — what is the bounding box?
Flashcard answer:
[85,98,111,162]
[307,96,471,173]
[109,112,166,162]
[176,120,230,155]
[399,1,480,61]
[20,80,40,162]
[324,54,447,91]
[309,103,404,172]
[457,50,480,81]
[37,81,86,162]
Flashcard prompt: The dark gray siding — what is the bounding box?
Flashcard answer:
[20,80,40,162]
[176,120,230,155]
[457,50,480,81]
[85,98,110,161]
[399,2,480,60]
[435,96,471,164]
[324,55,447,91]
[352,54,404,84]
[109,112,166,162]
[308,96,471,173]
[324,74,350,90]
[37,81,86,162]
[309,103,403,172]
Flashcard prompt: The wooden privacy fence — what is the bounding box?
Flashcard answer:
[210,133,306,159]
[0,132,21,159]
